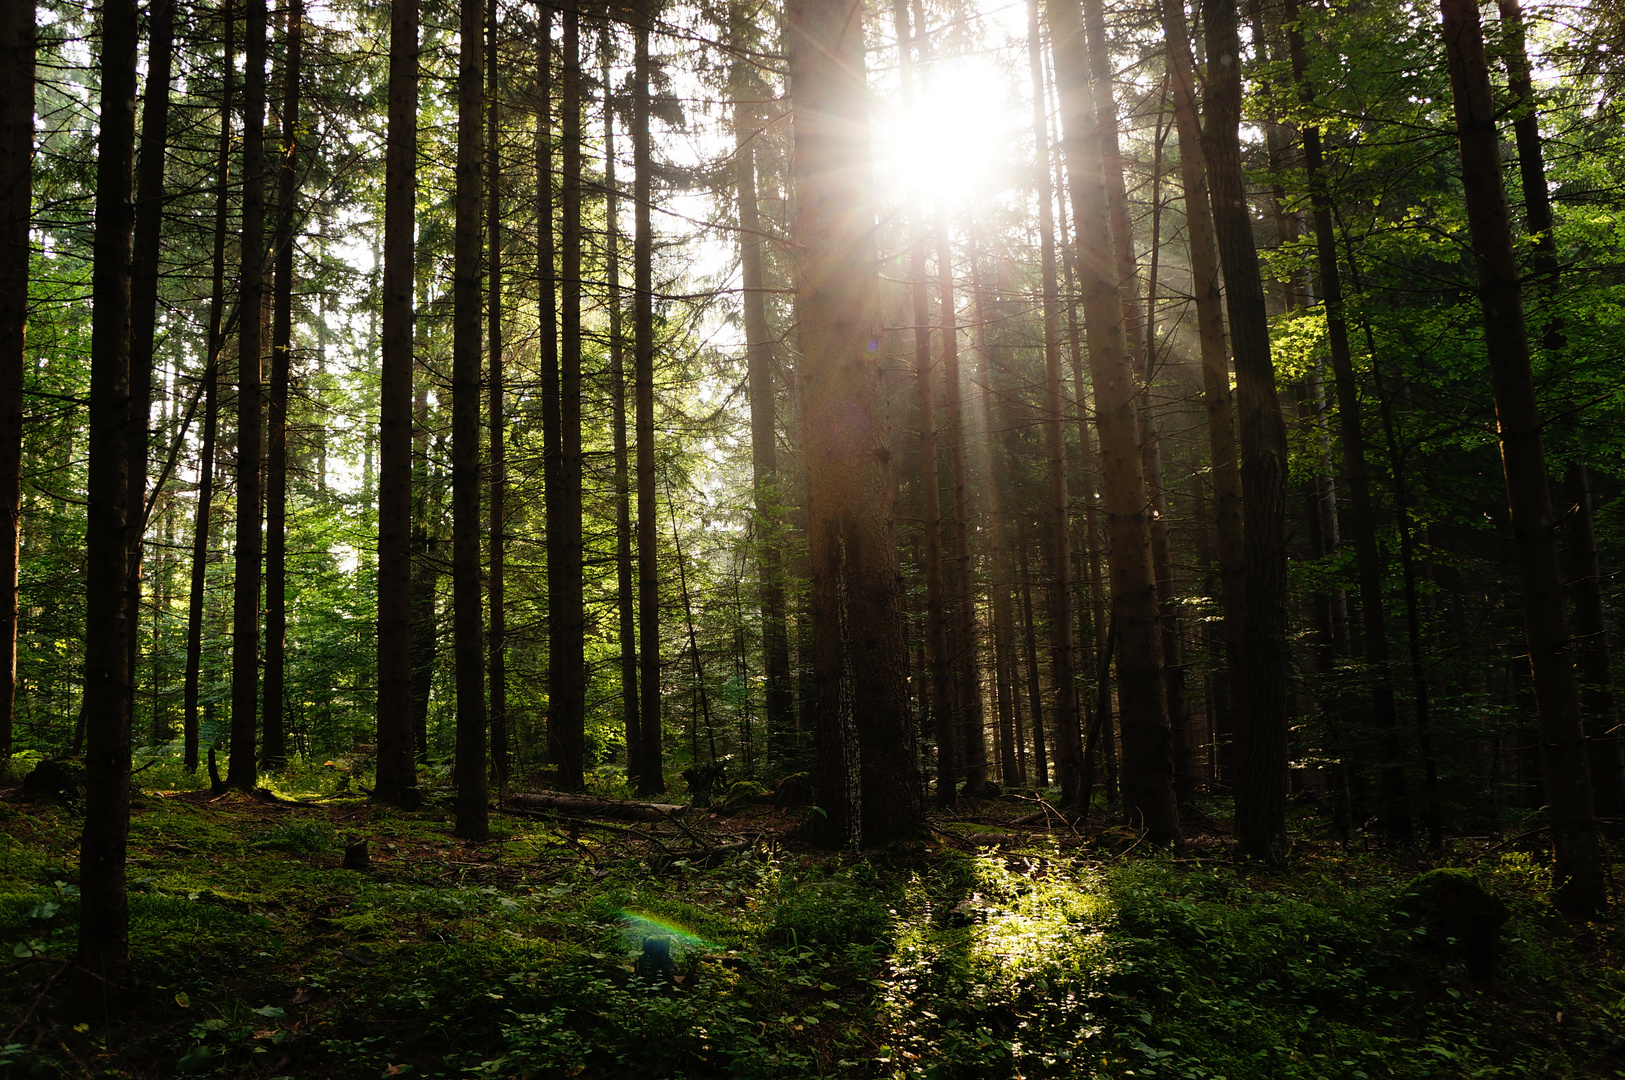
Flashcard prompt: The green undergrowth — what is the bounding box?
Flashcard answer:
[1,786,1622,1079]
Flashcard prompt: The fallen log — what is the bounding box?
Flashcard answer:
[504,792,692,821]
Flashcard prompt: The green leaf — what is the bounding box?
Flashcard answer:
[176,1046,213,1072]
[253,1005,285,1019]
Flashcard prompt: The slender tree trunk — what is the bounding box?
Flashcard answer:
[487,0,508,783]
[375,0,419,806]
[409,381,437,762]
[227,0,269,791]
[75,0,138,1004]
[786,0,925,847]
[633,17,664,795]
[1051,0,1175,839]
[183,6,235,775]
[1281,0,1409,839]
[891,0,955,807]
[1161,0,1242,786]
[263,0,302,771]
[452,0,488,838]
[1439,0,1604,914]
[0,0,37,759]
[603,26,638,780]
[1018,532,1048,785]
[1202,0,1291,862]
[536,7,564,772]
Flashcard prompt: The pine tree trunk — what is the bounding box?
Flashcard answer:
[227,0,269,791]
[1201,0,1291,862]
[409,382,436,763]
[1017,532,1048,785]
[452,0,488,839]
[75,0,139,1004]
[786,0,924,847]
[1051,0,1175,839]
[183,6,235,775]
[536,8,564,773]
[374,0,419,806]
[0,0,36,758]
[263,0,302,771]
[1439,0,1604,914]
[633,18,664,795]
[487,0,508,783]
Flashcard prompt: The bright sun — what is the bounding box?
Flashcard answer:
[879,51,1018,207]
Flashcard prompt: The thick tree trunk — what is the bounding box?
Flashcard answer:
[452,0,489,839]
[1201,0,1291,862]
[1439,0,1604,914]
[890,0,955,807]
[487,0,508,783]
[732,7,794,773]
[786,0,925,847]
[76,0,138,1004]
[633,19,664,795]
[1161,0,1242,786]
[0,0,36,758]
[183,6,235,775]
[227,0,269,791]
[375,0,419,806]
[1051,0,1175,839]
[263,0,303,771]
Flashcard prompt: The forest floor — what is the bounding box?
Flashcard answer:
[1,760,1623,1079]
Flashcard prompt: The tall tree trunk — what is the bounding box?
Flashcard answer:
[935,206,986,796]
[227,0,269,791]
[0,0,36,758]
[732,2,794,771]
[536,7,565,773]
[786,0,925,847]
[487,0,508,783]
[1281,0,1409,839]
[1201,0,1291,862]
[183,6,235,775]
[1051,0,1176,839]
[891,0,955,807]
[604,26,638,780]
[409,381,437,763]
[552,5,586,791]
[75,0,138,1004]
[264,0,303,771]
[452,0,488,839]
[1440,0,1603,912]
[1161,0,1242,786]
[633,17,664,795]
[1018,531,1048,785]
[375,0,419,806]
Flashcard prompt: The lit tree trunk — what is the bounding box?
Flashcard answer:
[633,17,664,795]
[452,0,488,839]
[75,0,138,1003]
[786,0,925,846]
[0,0,36,758]
[487,0,508,782]
[1281,0,1409,839]
[375,0,419,806]
[227,0,269,791]
[183,6,234,775]
[1440,0,1604,914]
[732,1,794,770]
[264,0,302,770]
[603,26,638,780]
[1051,0,1176,839]
[891,0,954,807]
[935,205,986,796]
[1202,0,1291,862]
[1161,0,1242,785]
[1018,531,1047,785]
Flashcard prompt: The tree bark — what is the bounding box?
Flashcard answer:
[786,0,925,847]
[76,0,139,1003]
[264,0,303,771]
[633,17,664,795]
[0,0,36,758]
[1439,0,1604,914]
[487,0,508,783]
[409,381,437,764]
[452,0,489,839]
[375,0,419,806]
[227,0,269,791]
[1201,0,1291,862]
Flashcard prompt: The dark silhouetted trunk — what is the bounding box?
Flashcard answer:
[633,18,664,795]
[409,382,437,763]
[488,0,508,782]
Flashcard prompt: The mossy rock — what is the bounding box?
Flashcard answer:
[772,772,813,809]
[1393,868,1508,979]
[717,780,771,815]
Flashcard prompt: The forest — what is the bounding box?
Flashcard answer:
[1,0,1624,1071]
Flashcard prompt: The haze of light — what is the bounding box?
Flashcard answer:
[876,50,1023,209]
